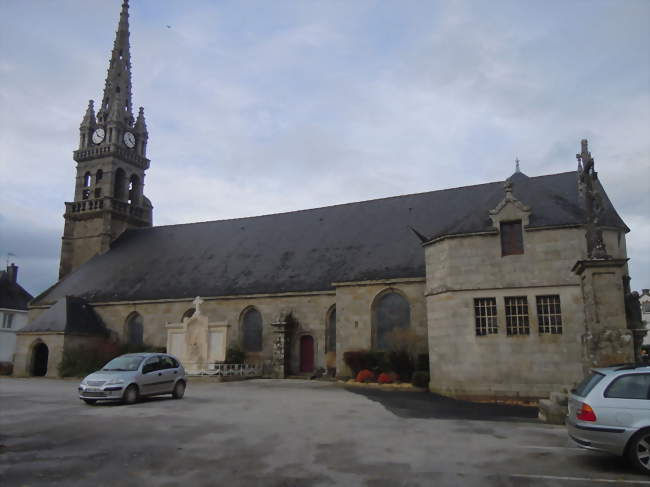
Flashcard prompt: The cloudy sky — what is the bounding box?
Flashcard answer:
[1,0,648,296]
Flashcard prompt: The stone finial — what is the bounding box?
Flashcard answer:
[192,296,204,316]
[80,100,96,129]
[135,106,148,134]
[577,139,609,259]
[488,178,531,228]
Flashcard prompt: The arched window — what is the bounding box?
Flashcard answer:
[96,169,103,182]
[83,172,92,187]
[325,306,336,353]
[372,291,410,351]
[126,312,143,346]
[128,174,140,205]
[114,168,126,200]
[181,308,195,321]
[241,308,263,352]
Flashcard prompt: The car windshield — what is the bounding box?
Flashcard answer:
[573,371,605,397]
[102,355,145,371]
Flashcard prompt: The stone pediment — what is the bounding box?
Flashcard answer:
[488,180,531,228]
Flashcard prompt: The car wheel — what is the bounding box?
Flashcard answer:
[123,384,139,405]
[172,380,186,399]
[627,429,650,475]
[83,399,97,405]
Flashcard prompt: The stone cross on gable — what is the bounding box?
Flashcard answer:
[192,296,204,316]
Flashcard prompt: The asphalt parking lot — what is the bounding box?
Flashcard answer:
[1,377,648,486]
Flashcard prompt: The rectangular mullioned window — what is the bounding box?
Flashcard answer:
[474,298,498,336]
[2,313,14,329]
[505,296,529,336]
[537,295,563,334]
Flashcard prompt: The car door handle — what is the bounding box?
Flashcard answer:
[174,371,178,374]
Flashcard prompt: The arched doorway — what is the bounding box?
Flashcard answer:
[300,335,314,373]
[31,342,49,376]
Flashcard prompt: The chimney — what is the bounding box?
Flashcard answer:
[6,263,18,283]
[643,289,649,296]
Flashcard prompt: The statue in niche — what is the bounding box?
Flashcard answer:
[577,139,609,259]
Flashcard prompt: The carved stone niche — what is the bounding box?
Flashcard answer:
[488,180,531,229]
[166,297,229,374]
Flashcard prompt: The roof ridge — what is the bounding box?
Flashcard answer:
[138,171,577,232]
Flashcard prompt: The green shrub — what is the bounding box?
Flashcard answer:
[58,346,110,377]
[343,351,367,376]
[226,346,246,364]
[388,350,414,382]
[412,371,430,388]
[416,353,430,372]
[58,341,163,377]
[0,361,13,376]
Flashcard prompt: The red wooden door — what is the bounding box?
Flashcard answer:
[300,335,314,373]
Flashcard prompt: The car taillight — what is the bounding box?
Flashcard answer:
[576,402,597,422]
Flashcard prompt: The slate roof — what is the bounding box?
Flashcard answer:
[0,271,33,310]
[20,296,105,334]
[32,171,627,305]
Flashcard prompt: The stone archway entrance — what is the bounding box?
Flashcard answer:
[31,342,49,376]
[299,335,314,373]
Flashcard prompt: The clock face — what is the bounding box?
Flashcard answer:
[91,128,105,145]
[123,131,136,149]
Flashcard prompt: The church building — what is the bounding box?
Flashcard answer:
[15,0,636,401]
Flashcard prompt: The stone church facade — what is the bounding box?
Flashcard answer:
[15,1,636,401]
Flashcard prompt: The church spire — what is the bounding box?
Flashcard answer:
[97,0,134,126]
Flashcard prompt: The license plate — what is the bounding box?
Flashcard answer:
[86,387,100,392]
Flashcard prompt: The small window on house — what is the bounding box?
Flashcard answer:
[643,302,650,313]
[94,188,102,198]
[2,313,14,329]
[505,296,529,336]
[537,295,563,334]
[474,298,498,336]
[501,220,524,256]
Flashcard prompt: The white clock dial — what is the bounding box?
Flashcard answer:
[123,131,136,149]
[91,128,105,144]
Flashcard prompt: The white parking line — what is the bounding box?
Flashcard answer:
[511,474,650,484]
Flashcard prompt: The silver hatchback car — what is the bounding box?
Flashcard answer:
[567,364,650,474]
[78,353,186,405]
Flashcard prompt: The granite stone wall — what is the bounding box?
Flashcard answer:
[424,226,628,399]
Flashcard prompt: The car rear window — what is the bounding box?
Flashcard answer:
[605,373,650,400]
[573,371,605,397]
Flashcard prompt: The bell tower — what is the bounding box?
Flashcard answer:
[59,0,152,280]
